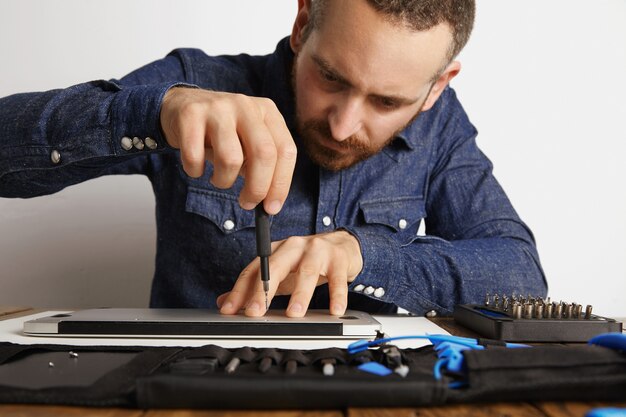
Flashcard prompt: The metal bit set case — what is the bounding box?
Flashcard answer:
[453,294,623,342]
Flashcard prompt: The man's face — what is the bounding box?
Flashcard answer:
[291,0,453,171]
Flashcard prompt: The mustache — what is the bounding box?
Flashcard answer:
[301,120,369,152]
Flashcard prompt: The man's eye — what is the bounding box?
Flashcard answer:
[321,70,338,83]
[377,97,399,110]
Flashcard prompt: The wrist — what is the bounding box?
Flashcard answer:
[336,230,363,282]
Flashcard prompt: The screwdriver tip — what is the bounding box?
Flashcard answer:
[262,280,270,311]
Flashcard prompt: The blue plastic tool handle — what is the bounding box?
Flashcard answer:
[585,407,626,417]
[588,332,626,351]
[438,344,468,373]
[347,334,528,354]
[358,362,393,376]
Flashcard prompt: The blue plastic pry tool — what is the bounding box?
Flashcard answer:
[588,332,626,352]
[347,334,529,388]
[585,407,626,417]
[358,362,393,376]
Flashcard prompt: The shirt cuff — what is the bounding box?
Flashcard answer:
[341,226,401,304]
[110,81,198,155]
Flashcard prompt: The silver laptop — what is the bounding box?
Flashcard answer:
[23,308,381,339]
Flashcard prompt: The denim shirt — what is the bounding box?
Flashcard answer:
[0,37,547,315]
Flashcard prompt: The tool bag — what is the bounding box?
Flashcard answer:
[0,341,624,408]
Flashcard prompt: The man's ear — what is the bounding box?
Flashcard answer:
[290,0,312,53]
[421,61,461,112]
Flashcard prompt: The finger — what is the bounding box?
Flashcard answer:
[177,110,208,178]
[262,106,297,215]
[285,243,325,318]
[242,257,291,317]
[219,260,260,315]
[216,292,230,308]
[207,120,245,189]
[263,236,309,293]
[222,249,290,317]
[240,237,308,316]
[237,111,277,210]
[326,258,350,316]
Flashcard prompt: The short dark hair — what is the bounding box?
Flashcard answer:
[303,0,475,63]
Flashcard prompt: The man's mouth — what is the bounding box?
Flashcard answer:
[315,133,350,153]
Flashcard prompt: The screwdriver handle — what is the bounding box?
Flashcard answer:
[255,204,271,257]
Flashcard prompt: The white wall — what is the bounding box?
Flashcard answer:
[1,1,624,316]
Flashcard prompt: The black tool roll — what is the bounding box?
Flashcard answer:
[450,345,626,403]
[0,341,624,409]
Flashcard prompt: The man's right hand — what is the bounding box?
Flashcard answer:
[160,88,297,214]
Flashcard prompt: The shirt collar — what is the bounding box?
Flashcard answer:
[391,93,451,156]
[393,129,416,150]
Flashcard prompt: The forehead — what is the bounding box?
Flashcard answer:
[305,0,452,95]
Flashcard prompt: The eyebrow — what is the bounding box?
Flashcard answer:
[311,54,420,106]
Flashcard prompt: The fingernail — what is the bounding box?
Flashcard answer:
[267,200,282,214]
[221,301,233,312]
[247,301,261,312]
[331,303,345,315]
[241,201,255,211]
[288,302,302,314]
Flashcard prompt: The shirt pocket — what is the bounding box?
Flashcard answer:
[358,196,426,233]
[185,186,255,234]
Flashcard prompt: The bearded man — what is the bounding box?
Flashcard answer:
[0,0,547,317]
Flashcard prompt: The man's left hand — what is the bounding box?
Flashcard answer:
[217,231,363,317]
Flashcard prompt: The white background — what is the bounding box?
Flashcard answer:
[1,1,624,317]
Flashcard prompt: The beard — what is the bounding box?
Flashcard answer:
[297,119,393,171]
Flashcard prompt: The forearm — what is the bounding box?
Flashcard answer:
[0,79,184,198]
[346,224,546,316]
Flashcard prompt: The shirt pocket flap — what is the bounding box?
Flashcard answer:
[185,186,254,233]
[359,197,426,232]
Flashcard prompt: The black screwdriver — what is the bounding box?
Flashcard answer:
[255,203,271,311]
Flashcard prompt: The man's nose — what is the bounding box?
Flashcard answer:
[328,96,364,141]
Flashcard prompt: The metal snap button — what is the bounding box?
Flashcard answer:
[132,137,144,150]
[145,137,157,150]
[223,220,235,231]
[121,136,133,151]
[50,150,61,164]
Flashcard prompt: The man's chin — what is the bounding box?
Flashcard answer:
[305,149,361,171]
[312,157,351,172]
[297,126,371,170]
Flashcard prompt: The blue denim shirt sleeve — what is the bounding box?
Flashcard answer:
[342,91,547,315]
[0,53,193,198]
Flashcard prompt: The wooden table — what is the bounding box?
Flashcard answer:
[1,306,624,417]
